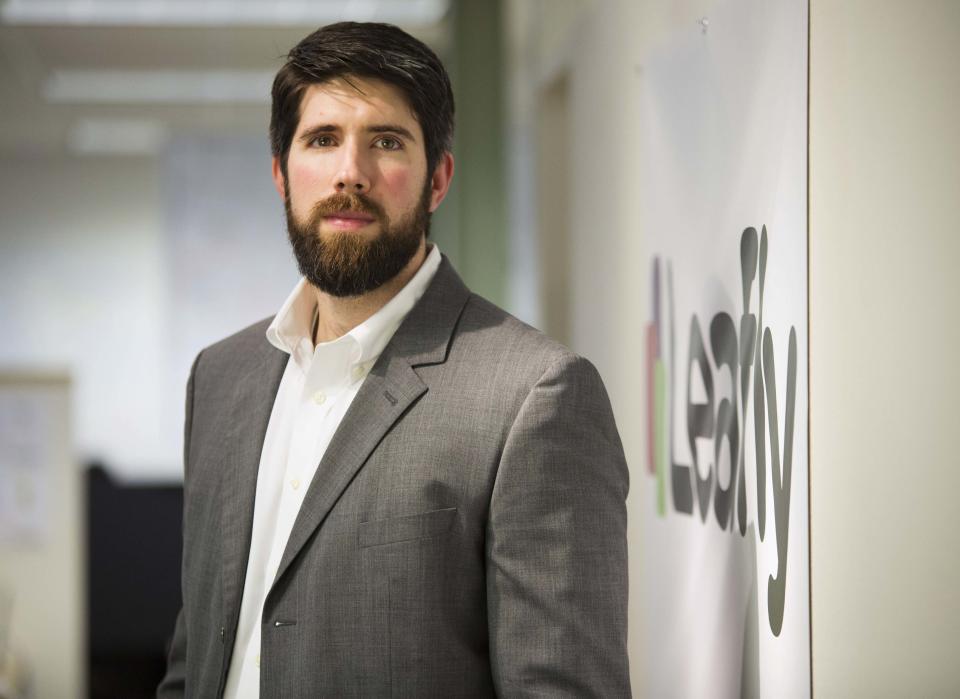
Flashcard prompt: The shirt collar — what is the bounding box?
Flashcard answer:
[266,276,315,359]
[266,244,442,369]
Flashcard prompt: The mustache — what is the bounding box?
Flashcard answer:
[310,192,386,221]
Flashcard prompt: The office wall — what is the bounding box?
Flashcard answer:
[446,0,509,308]
[0,143,293,481]
[0,155,169,476]
[809,1,960,695]
[507,0,960,694]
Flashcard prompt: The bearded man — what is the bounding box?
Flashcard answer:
[158,21,630,699]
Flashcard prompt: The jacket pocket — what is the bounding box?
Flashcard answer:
[358,507,457,548]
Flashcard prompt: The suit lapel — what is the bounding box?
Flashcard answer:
[220,332,288,640]
[274,256,471,585]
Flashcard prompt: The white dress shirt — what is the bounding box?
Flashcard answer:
[223,245,441,699]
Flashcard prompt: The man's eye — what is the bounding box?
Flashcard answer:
[376,136,402,150]
[310,135,334,147]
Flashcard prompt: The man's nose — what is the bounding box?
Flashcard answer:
[334,143,371,193]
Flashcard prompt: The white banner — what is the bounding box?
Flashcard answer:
[640,1,809,697]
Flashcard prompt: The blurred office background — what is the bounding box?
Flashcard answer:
[0,0,958,697]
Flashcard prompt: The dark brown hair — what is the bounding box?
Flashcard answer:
[270,22,455,176]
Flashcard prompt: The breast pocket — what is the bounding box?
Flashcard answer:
[357,507,458,548]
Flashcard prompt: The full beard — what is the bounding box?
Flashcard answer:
[284,182,431,298]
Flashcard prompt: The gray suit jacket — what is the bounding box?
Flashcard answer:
[158,257,630,698]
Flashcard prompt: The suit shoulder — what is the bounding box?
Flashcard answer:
[455,293,585,380]
[194,316,275,366]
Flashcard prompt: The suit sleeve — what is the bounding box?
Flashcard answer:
[157,350,202,698]
[486,353,631,697]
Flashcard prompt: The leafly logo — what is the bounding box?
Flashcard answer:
[645,225,799,636]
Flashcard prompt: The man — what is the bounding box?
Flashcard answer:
[158,21,629,698]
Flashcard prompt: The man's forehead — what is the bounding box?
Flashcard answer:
[297,76,419,130]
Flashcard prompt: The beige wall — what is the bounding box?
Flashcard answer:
[809,1,960,695]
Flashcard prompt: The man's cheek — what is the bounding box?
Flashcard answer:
[379,166,413,198]
[286,165,328,218]
[289,160,327,193]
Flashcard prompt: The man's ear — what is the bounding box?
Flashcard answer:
[271,156,286,201]
[428,151,455,212]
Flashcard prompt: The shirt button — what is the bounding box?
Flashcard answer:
[312,390,326,405]
[290,478,300,490]
[351,365,366,381]
[255,653,261,668]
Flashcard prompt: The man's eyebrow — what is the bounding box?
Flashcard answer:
[298,124,338,143]
[367,124,417,142]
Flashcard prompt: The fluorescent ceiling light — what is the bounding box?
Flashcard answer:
[0,0,449,27]
[68,118,168,155]
[44,69,274,104]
